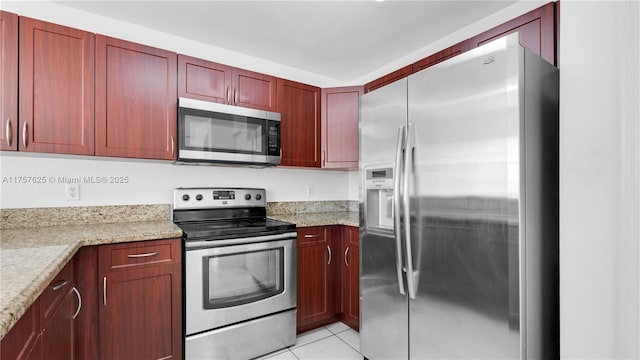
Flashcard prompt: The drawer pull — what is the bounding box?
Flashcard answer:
[72,287,82,319]
[127,251,159,258]
[327,245,332,265]
[103,277,107,306]
[52,280,68,291]
[345,247,350,267]
[304,234,320,238]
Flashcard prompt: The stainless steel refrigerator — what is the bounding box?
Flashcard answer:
[359,33,559,360]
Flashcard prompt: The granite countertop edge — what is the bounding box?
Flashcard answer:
[269,211,359,228]
[0,220,182,341]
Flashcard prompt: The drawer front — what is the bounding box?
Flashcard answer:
[297,226,327,245]
[39,260,73,327]
[99,238,181,273]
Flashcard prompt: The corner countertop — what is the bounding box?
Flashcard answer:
[0,220,182,340]
[269,211,359,228]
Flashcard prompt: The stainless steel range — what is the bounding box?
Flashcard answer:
[173,187,297,360]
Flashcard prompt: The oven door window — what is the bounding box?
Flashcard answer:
[181,108,266,155]
[203,247,284,309]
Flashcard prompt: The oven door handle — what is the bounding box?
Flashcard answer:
[184,231,298,249]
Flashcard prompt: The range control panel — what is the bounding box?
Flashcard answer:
[173,188,266,210]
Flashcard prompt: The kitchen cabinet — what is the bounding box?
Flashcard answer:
[178,55,277,111]
[321,87,363,169]
[40,288,75,359]
[296,226,338,333]
[95,35,177,160]
[468,2,556,66]
[0,11,18,151]
[278,79,321,168]
[18,17,95,155]
[412,40,470,73]
[364,64,412,94]
[0,304,41,360]
[98,239,182,360]
[339,226,359,330]
[73,246,99,360]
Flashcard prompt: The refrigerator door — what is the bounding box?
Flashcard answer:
[407,35,522,359]
[360,78,409,360]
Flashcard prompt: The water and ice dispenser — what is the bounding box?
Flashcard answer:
[364,165,395,231]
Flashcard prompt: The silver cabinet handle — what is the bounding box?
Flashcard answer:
[304,234,320,238]
[52,279,68,291]
[22,122,27,148]
[5,118,11,147]
[103,277,107,306]
[344,247,349,267]
[171,136,175,156]
[226,85,231,104]
[72,287,82,320]
[321,150,326,167]
[394,125,407,296]
[234,88,238,105]
[327,245,332,265]
[127,251,159,258]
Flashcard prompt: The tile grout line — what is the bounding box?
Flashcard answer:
[334,332,362,355]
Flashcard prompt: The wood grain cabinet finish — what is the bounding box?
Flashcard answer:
[339,226,359,330]
[98,239,182,360]
[95,35,177,160]
[296,226,337,333]
[40,288,75,360]
[321,86,363,169]
[364,64,412,94]
[412,40,470,73]
[73,246,99,360]
[0,304,41,360]
[468,2,556,66]
[277,79,321,167]
[178,55,277,111]
[0,11,18,151]
[18,17,95,155]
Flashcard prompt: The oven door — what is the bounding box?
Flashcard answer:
[185,234,296,335]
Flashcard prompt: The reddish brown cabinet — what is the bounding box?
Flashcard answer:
[178,55,277,111]
[321,86,363,169]
[98,239,182,360]
[364,64,413,94]
[40,288,75,360]
[278,79,321,168]
[18,17,95,155]
[0,304,41,360]
[412,40,470,73]
[0,11,18,151]
[95,35,177,160]
[339,226,359,330]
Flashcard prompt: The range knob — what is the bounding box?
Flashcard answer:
[182,194,190,201]
[196,194,203,201]
[255,194,262,201]
[244,194,252,200]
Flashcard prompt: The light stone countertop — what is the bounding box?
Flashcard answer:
[269,211,359,228]
[0,220,182,340]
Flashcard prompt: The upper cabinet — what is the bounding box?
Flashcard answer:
[19,17,95,155]
[178,55,277,111]
[95,35,177,160]
[321,86,362,169]
[278,79,321,168]
[364,65,412,94]
[0,11,18,151]
[412,40,470,73]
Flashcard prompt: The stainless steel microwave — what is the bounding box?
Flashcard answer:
[177,97,281,166]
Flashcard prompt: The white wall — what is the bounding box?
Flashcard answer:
[559,1,640,358]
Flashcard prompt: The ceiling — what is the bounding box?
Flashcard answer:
[53,1,518,83]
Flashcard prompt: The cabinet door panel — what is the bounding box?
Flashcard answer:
[278,79,321,167]
[19,17,94,155]
[321,86,362,169]
[100,264,182,360]
[41,289,75,360]
[232,69,277,111]
[0,303,40,360]
[178,55,231,104]
[95,35,177,160]
[0,11,18,151]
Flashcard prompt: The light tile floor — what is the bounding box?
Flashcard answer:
[257,322,363,360]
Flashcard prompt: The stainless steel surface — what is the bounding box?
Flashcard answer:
[52,280,67,291]
[72,287,82,320]
[359,33,558,360]
[185,309,296,360]
[173,187,266,210]
[126,251,159,258]
[184,232,297,249]
[177,149,281,166]
[226,85,231,104]
[103,276,106,306]
[5,119,11,147]
[234,88,238,105]
[171,135,174,156]
[179,97,281,121]
[22,122,27,148]
[185,237,296,335]
[327,244,332,265]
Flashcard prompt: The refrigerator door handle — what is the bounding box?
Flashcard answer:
[393,124,407,296]
[404,122,417,300]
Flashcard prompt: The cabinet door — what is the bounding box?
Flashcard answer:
[0,11,18,151]
[0,303,40,360]
[296,227,335,333]
[364,64,412,94]
[341,226,359,330]
[278,79,321,167]
[321,86,362,169]
[73,246,99,360]
[19,17,94,155]
[40,288,75,360]
[95,35,177,160]
[231,68,277,111]
[468,2,556,65]
[412,40,470,73]
[178,55,231,104]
